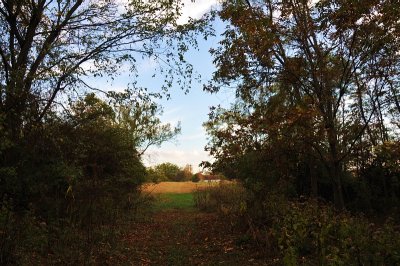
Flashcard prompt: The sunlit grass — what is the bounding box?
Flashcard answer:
[153,193,195,211]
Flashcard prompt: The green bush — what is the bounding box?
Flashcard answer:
[265,199,400,265]
[282,202,399,264]
[191,174,200,183]
[0,191,153,265]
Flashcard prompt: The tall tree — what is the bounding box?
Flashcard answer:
[0,0,209,143]
[205,0,400,208]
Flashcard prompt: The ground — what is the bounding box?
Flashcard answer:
[114,182,272,265]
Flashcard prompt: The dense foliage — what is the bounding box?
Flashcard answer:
[205,0,400,213]
[1,93,151,263]
[200,0,400,263]
[0,0,209,263]
[194,183,400,265]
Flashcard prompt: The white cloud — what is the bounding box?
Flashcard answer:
[177,0,219,24]
[115,0,218,25]
[163,106,183,117]
[159,106,185,127]
[180,126,206,141]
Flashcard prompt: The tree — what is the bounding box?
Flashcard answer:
[111,89,181,157]
[0,0,210,145]
[205,0,400,209]
[0,1,212,259]
[175,164,193,181]
[147,162,181,182]
[63,94,147,221]
[146,163,193,182]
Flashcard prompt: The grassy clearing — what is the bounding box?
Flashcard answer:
[153,193,195,211]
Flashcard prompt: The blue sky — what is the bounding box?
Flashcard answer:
[140,6,233,172]
[86,1,234,172]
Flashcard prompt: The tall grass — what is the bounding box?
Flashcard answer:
[193,182,247,224]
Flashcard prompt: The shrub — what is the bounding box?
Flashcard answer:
[256,196,400,265]
[191,174,200,183]
[0,191,153,265]
[194,183,400,265]
[0,94,148,264]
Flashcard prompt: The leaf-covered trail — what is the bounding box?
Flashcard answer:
[118,210,270,265]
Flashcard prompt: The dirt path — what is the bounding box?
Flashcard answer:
[119,210,270,265]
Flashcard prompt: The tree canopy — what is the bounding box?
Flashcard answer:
[204,0,400,209]
[0,0,210,143]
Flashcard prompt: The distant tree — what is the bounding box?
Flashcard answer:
[147,162,181,182]
[191,174,200,183]
[147,163,194,182]
[146,167,164,183]
[175,164,193,182]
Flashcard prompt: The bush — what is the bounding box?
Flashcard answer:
[0,94,149,263]
[194,182,400,265]
[0,191,153,265]
[248,195,400,265]
[265,199,400,265]
[191,174,200,183]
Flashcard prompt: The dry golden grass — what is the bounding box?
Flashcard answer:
[142,181,217,194]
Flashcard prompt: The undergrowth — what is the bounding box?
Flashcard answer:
[194,182,400,265]
[0,192,153,265]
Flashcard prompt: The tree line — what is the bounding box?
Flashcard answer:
[146,162,194,182]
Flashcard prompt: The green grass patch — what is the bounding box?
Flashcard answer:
[153,193,195,211]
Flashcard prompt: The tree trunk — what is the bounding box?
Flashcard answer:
[330,162,345,210]
[326,116,345,209]
[308,156,318,198]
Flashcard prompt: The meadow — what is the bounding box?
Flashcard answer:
[142,181,218,194]
[125,181,269,265]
